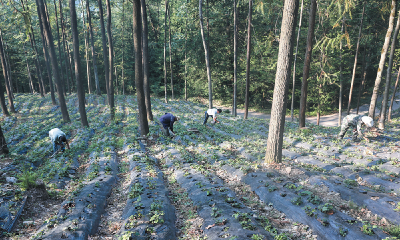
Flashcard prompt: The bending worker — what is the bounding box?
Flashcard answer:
[338,114,374,141]
[49,128,70,153]
[159,113,180,137]
[203,108,222,125]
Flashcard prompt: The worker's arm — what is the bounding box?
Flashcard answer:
[213,114,220,123]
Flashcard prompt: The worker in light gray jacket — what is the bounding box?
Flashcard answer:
[49,128,70,153]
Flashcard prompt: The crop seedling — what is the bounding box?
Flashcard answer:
[251,234,264,240]
[268,185,278,192]
[215,218,227,225]
[303,205,317,217]
[274,233,289,240]
[211,207,222,218]
[318,203,334,214]
[291,197,303,206]
[232,212,256,230]
[307,194,321,205]
[339,227,348,237]
[344,179,358,187]
[361,223,375,236]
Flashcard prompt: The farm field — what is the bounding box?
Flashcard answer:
[1,93,400,240]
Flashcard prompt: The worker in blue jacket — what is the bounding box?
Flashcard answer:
[159,113,180,137]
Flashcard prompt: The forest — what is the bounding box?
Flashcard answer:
[0,0,398,119]
[1,0,400,239]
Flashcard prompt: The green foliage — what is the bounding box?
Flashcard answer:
[18,169,38,191]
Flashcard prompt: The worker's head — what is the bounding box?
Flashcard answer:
[175,116,180,121]
[59,135,67,143]
[217,109,222,113]
[362,116,374,128]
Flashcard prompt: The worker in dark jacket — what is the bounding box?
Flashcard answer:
[159,113,180,137]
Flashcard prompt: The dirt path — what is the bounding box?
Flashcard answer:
[228,99,400,127]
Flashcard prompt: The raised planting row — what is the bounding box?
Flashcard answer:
[2,94,400,240]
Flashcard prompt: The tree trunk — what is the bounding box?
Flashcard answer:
[36,7,57,105]
[53,0,65,97]
[356,40,370,114]
[59,0,71,96]
[141,0,153,121]
[98,0,109,101]
[185,0,188,101]
[37,0,70,122]
[86,0,100,95]
[232,0,237,116]
[368,0,396,118]
[298,0,317,128]
[121,0,125,95]
[339,18,345,126]
[43,0,57,102]
[347,1,365,115]
[163,0,168,103]
[21,0,46,97]
[291,0,304,122]
[265,0,299,164]
[199,0,212,109]
[0,28,16,113]
[379,8,400,129]
[66,42,74,93]
[3,44,14,99]
[80,0,91,94]
[23,43,35,93]
[168,6,174,100]
[70,0,89,127]
[388,66,400,122]
[133,0,149,136]
[0,125,9,154]
[106,0,114,119]
[244,0,253,119]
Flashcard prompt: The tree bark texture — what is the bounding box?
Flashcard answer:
[106,0,115,120]
[233,0,237,117]
[347,1,365,115]
[37,0,70,122]
[299,0,317,128]
[133,0,149,136]
[0,28,15,113]
[291,0,303,122]
[244,0,252,120]
[86,0,101,95]
[199,0,212,109]
[265,0,299,164]
[388,66,400,122]
[379,8,400,129]
[368,0,396,118]
[168,6,174,100]
[98,0,110,100]
[164,0,168,103]
[70,0,89,127]
[141,0,153,121]
[59,0,71,96]
[36,9,56,105]
[53,0,65,97]
[0,125,9,154]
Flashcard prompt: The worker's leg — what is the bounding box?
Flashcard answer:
[352,128,359,141]
[203,112,210,125]
[338,125,349,139]
[53,142,58,153]
[162,127,170,137]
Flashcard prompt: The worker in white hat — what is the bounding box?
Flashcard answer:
[338,115,374,141]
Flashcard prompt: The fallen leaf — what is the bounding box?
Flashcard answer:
[206,224,215,229]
